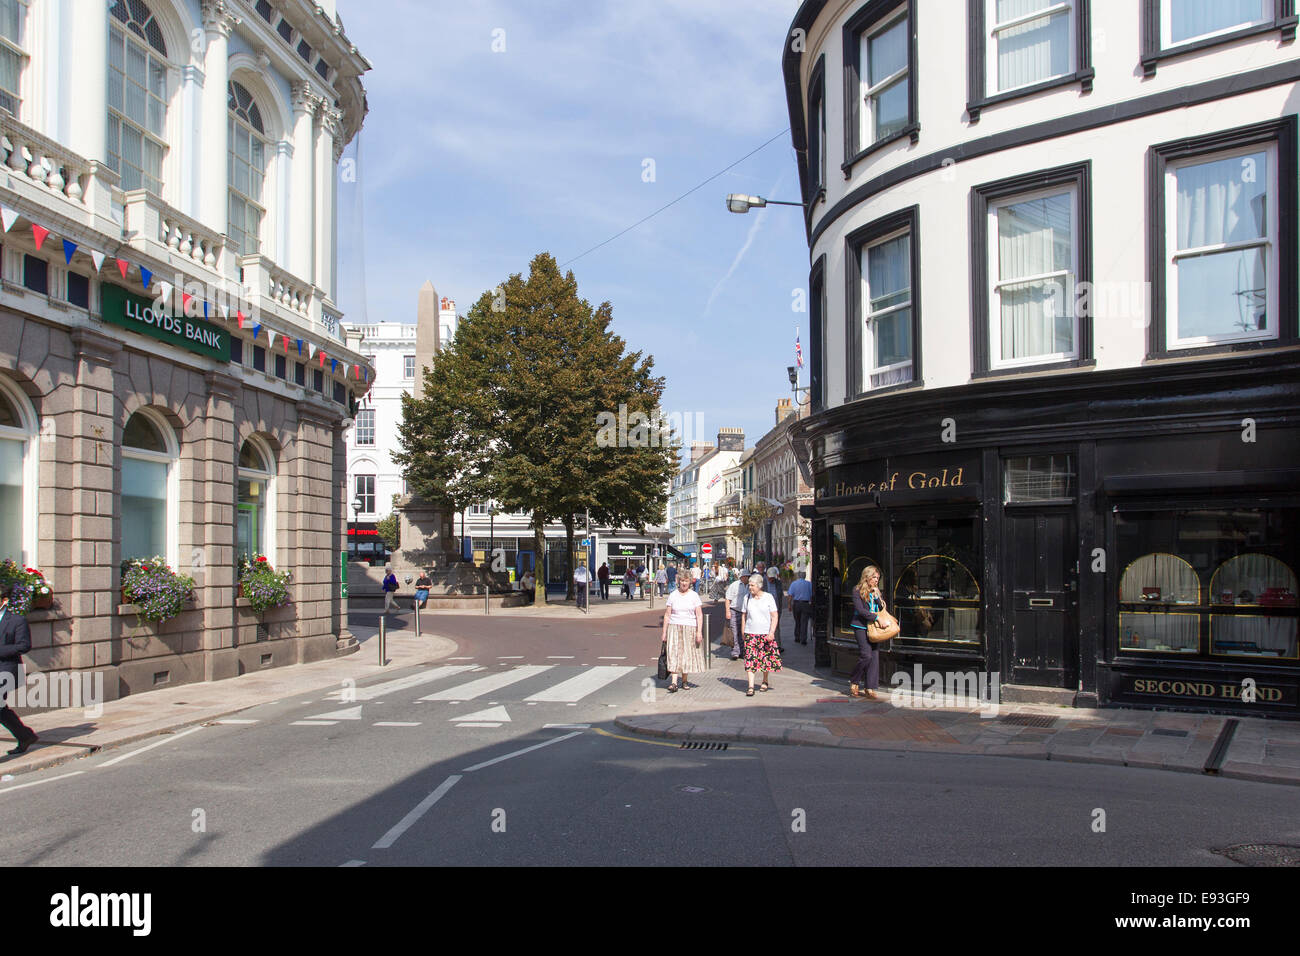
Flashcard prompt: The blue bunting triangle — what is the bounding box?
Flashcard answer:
[62,239,77,264]
[140,266,152,290]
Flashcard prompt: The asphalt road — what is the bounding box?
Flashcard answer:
[0,609,1296,866]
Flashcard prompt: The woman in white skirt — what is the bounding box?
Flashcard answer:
[662,573,705,692]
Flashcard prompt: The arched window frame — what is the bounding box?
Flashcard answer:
[121,407,179,568]
[227,78,270,255]
[237,435,277,566]
[0,377,37,566]
[106,0,175,196]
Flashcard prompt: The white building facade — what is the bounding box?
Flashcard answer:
[0,0,373,697]
[666,428,745,562]
[785,0,1300,715]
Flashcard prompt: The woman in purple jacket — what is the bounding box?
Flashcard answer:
[849,565,885,699]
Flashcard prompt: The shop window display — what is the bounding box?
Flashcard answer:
[1115,507,1298,662]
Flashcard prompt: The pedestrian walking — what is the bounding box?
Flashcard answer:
[725,569,747,661]
[788,569,813,644]
[574,563,590,609]
[661,574,705,693]
[655,565,668,596]
[766,566,786,653]
[622,567,635,600]
[849,565,885,700]
[381,564,400,615]
[691,563,702,593]
[740,573,781,697]
[597,562,610,601]
[521,569,536,604]
[0,590,36,755]
[413,570,432,611]
[666,563,677,589]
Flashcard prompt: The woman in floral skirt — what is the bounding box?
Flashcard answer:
[740,573,780,696]
[661,573,705,692]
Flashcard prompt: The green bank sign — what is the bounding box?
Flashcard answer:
[101,283,231,362]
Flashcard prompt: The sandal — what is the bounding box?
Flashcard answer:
[746,687,755,697]
[668,682,678,693]
[760,682,770,692]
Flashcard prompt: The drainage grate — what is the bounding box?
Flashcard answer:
[680,741,728,751]
[1214,844,1300,867]
[1151,728,1189,737]
[999,714,1058,728]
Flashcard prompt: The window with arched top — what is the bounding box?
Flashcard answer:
[893,553,982,645]
[0,379,35,564]
[237,437,276,563]
[1209,554,1298,660]
[227,79,268,254]
[121,409,177,563]
[1118,552,1200,654]
[107,0,168,194]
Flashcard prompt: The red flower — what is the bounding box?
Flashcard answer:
[257,556,267,563]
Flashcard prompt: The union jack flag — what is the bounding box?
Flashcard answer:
[795,331,803,368]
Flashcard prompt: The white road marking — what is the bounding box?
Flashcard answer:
[447,657,475,661]
[372,774,462,849]
[547,655,575,659]
[460,731,583,772]
[524,665,636,703]
[374,721,421,727]
[291,720,337,727]
[452,706,510,724]
[419,665,552,702]
[323,665,479,703]
[340,860,366,867]
[98,726,203,768]
[0,771,84,794]
[306,705,363,721]
[598,656,627,660]
[455,722,502,728]
[497,656,524,660]
[213,718,258,725]
[543,723,590,729]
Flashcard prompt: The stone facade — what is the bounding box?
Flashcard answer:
[4,313,354,701]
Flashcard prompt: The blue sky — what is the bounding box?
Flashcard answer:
[334,0,810,460]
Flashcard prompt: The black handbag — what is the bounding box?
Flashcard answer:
[657,641,669,680]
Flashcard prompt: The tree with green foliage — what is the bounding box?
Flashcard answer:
[395,253,679,605]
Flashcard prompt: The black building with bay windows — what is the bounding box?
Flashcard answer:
[797,352,1300,718]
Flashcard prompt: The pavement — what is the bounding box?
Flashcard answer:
[4,593,1300,787]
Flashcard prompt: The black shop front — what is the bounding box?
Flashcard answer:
[798,354,1300,718]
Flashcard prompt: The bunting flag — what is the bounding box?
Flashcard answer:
[157,281,172,304]
[308,342,317,360]
[319,350,326,367]
[252,323,262,340]
[236,309,246,328]
[330,358,337,374]
[203,301,209,320]
[31,224,49,251]
[116,258,129,279]
[90,250,105,273]
[281,334,290,352]
[62,239,77,264]
[296,339,303,356]
[139,266,152,290]
[354,364,360,380]
[181,291,192,314]
[0,205,16,232]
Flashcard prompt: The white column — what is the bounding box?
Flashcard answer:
[275,140,293,266]
[314,104,342,301]
[60,0,107,162]
[288,81,317,283]
[198,0,235,233]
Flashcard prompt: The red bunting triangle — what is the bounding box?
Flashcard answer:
[116,258,129,279]
[31,224,49,250]
[181,292,193,313]
[236,310,246,328]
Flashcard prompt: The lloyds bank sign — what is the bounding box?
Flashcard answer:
[101,284,231,362]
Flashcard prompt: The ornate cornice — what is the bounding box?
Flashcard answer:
[290,80,319,116]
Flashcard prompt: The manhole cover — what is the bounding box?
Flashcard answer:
[676,785,710,794]
[999,714,1058,728]
[1214,844,1300,867]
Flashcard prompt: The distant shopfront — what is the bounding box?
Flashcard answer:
[800,358,1300,718]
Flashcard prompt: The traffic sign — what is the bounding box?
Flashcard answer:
[702,543,712,556]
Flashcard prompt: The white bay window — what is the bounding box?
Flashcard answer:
[863,231,913,389]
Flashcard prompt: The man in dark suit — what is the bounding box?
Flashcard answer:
[0,591,37,755]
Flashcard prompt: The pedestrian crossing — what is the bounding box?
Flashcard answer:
[296,664,641,728]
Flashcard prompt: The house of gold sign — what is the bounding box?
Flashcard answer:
[817,468,965,499]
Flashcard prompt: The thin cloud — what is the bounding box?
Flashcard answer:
[703,174,784,315]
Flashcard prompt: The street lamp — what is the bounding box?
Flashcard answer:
[350,495,363,562]
[788,365,811,408]
[725,193,804,214]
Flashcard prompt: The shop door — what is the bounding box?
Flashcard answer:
[1004,510,1078,686]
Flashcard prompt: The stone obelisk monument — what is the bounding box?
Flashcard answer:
[393,281,458,570]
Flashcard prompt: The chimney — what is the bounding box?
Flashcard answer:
[775,398,793,425]
[689,441,713,463]
[716,427,745,452]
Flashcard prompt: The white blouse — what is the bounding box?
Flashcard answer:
[742,591,778,635]
[665,588,702,626]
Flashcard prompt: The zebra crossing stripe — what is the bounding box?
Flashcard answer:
[419,665,554,701]
[325,665,479,702]
[524,666,636,703]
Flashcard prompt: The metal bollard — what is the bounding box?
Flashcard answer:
[484,585,490,615]
[378,614,387,667]
[704,612,711,670]
[415,603,421,638]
